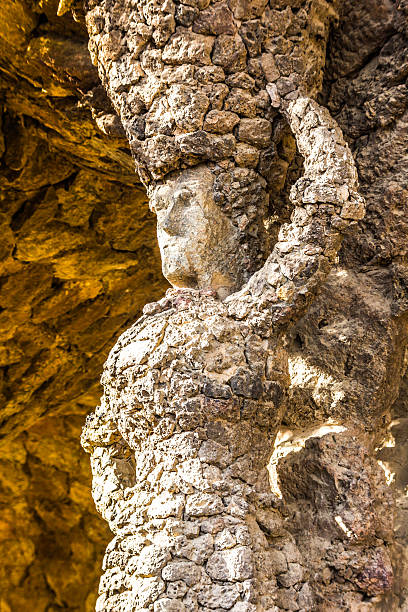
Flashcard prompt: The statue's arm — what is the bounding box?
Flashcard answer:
[81,403,135,527]
[226,95,365,332]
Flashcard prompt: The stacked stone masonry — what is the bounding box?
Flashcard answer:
[84,0,340,294]
[1,0,408,610]
[78,3,392,612]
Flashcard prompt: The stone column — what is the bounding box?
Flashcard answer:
[79,0,399,609]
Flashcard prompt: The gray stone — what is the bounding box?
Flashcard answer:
[206,547,253,581]
[197,583,240,609]
[162,561,202,586]
[185,493,224,517]
[154,598,186,611]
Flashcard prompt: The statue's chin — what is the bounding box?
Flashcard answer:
[161,244,198,289]
[159,237,239,296]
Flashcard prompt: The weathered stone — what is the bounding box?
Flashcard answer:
[229,369,263,399]
[224,89,257,117]
[129,576,166,607]
[199,440,231,468]
[226,72,256,90]
[203,110,240,134]
[162,30,214,65]
[185,493,224,517]
[266,82,280,107]
[277,562,304,587]
[182,0,210,9]
[80,81,378,612]
[154,598,186,611]
[175,4,199,26]
[165,580,188,598]
[148,164,242,294]
[176,533,214,564]
[212,34,247,73]
[168,85,210,131]
[229,0,268,20]
[260,53,280,82]
[196,65,226,83]
[176,131,236,160]
[202,83,229,110]
[203,380,233,398]
[139,134,181,178]
[231,603,257,612]
[297,582,314,609]
[3,1,408,611]
[274,586,298,611]
[237,118,272,147]
[162,561,202,586]
[239,21,265,57]
[136,545,171,576]
[234,143,260,167]
[276,76,297,96]
[207,547,254,581]
[197,583,241,608]
[193,2,236,35]
[148,492,185,518]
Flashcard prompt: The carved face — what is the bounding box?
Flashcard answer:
[149,165,241,297]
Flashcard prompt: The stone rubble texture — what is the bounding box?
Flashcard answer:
[80,0,408,610]
[84,0,340,295]
[1,0,408,611]
[0,0,168,609]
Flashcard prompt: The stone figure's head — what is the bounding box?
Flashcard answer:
[85,0,340,298]
[148,165,265,298]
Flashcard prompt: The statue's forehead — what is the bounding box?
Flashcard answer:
[150,165,216,206]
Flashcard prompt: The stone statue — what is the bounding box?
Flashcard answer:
[81,0,395,609]
[148,165,244,298]
[83,0,342,295]
[80,94,387,611]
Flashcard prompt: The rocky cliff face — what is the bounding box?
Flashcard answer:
[0,1,167,609]
[1,0,408,611]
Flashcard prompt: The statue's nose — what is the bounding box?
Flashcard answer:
[160,201,184,236]
[159,191,190,236]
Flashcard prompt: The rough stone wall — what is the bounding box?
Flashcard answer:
[80,17,384,607]
[0,0,408,611]
[80,0,408,610]
[0,1,168,609]
[84,0,340,294]
[82,289,292,611]
[276,1,408,608]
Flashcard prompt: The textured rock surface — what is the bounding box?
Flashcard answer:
[81,28,392,608]
[84,0,340,294]
[82,288,294,611]
[0,1,167,609]
[1,0,408,611]
[277,2,408,608]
